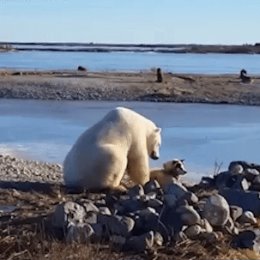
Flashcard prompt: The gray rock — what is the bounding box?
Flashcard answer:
[199,218,213,233]
[233,230,260,253]
[199,231,219,243]
[110,235,126,249]
[97,215,134,237]
[144,179,160,194]
[163,182,188,198]
[245,168,259,182]
[164,194,178,207]
[154,232,164,246]
[180,191,199,205]
[89,223,103,242]
[201,194,230,227]
[225,217,235,234]
[85,211,98,224]
[128,185,144,197]
[66,223,94,243]
[176,205,201,226]
[51,202,86,229]
[231,175,249,191]
[82,201,99,213]
[99,207,111,215]
[184,224,201,239]
[238,211,257,225]
[115,197,143,214]
[147,198,163,208]
[220,188,260,217]
[125,231,154,252]
[228,163,244,175]
[230,205,243,221]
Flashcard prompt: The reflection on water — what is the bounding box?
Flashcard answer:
[1,99,260,181]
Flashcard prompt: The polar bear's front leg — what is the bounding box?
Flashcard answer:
[127,154,150,185]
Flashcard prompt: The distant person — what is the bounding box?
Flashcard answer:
[77,65,87,71]
[156,68,163,83]
[240,69,252,84]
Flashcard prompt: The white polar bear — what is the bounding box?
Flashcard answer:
[63,107,162,191]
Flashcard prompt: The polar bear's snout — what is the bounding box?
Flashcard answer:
[150,151,159,160]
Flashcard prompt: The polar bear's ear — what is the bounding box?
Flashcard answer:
[155,127,161,133]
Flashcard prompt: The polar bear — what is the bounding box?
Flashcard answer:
[150,159,187,186]
[63,107,162,191]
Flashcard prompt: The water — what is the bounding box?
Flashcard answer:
[1,99,260,181]
[1,51,260,74]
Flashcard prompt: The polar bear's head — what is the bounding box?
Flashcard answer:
[148,127,162,160]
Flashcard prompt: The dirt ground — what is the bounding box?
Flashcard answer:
[0,70,260,105]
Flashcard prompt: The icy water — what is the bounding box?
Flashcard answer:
[1,51,260,74]
[0,100,260,181]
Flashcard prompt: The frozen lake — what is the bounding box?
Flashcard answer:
[1,100,260,181]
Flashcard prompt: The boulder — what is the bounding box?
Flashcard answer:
[125,231,154,252]
[233,230,260,254]
[220,188,260,217]
[66,223,94,243]
[201,194,230,227]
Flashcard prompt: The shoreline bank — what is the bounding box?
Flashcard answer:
[0,70,260,106]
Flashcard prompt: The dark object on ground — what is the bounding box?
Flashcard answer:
[156,68,163,83]
[77,66,87,71]
[240,69,252,83]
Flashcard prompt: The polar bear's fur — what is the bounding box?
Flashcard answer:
[150,159,187,186]
[63,107,162,191]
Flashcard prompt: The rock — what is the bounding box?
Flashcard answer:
[128,185,144,197]
[163,182,188,207]
[85,211,98,224]
[199,231,219,244]
[66,223,94,243]
[164,194,178,207]
[220,188,260,217]
[89,223,103,242]
[199,218,213,233]
[110,235,126,250]
[180,191,199,205]
[125,231,154,252]
[115,197,143,214]
[233,230,260,254]
[228,162,244,175]
[144,180,160,194]
[163,182,188,198]
[99,207,111,215]
[238,211,257,225]
[201,194,230,227]
[230,175,249,191]
[230,205,243,221]
[225,217,235,234]
[245,168,259,182]
[215,171,230,189]
[184,224,201,239]
[154,232,164,246]
[97,215,134,237]
[51,202,86,229]
[251,175,260,191]
[147,198,163,208]
[82,201,99,213]
[199,176,215,189]
[176,204,201,226]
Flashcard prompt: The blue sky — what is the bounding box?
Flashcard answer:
[0,0,259,44]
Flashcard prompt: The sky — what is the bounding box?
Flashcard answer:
[0,0,259,44]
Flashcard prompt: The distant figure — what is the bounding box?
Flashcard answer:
[77,66,87,71]
[156,68,163,83]
[240,69,252,83]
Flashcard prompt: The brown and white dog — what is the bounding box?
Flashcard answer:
[150,159,187,186]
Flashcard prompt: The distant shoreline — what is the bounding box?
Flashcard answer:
[0,70,260,106]
[1,42,260,54]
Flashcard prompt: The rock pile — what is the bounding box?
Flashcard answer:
[48,161,260,254]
